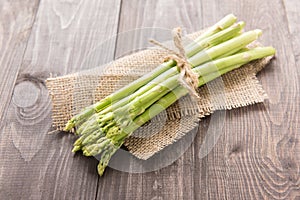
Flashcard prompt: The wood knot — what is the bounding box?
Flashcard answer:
[13,81,40,108]
[11,72,51,123]
[7,72,52,161]
[228,145,243,159]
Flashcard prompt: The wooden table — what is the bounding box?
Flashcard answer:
[1,0,299,199]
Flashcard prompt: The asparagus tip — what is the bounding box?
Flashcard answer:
[97,163,105,176]
[72,145,81,153]
[74,138,83,146]
[64,119,75,131]
[83,150,92,156]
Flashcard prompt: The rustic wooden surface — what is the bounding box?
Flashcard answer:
[0,0,299,199]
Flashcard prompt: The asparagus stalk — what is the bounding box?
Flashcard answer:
[131,47,276,131]
[74,29,264,148]
[216,47,250,59]
[65,60,176,130]
[114,46,274,128]
[109,30,264,122]
[185,21,245,57]
[116,47,277,139]
[190,14,237,43]
[64,14,238,131]
[188,29,262,66]
[94,46,276,175]
[74,46,275,176]
[80,22,248,120]
[64,14,276,177]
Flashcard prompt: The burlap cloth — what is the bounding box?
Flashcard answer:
[46,30,273,160]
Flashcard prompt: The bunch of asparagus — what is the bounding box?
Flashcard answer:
[64,14,275,176]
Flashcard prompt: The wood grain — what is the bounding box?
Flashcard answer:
[194,0,300,199]
[281,1,300,198]
[284,0,300,63]
[0,0,39,125]
[0,0,121,199]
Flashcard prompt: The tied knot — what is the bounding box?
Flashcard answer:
[149,27,199,98]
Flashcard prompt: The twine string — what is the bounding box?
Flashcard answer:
[149,27,199,98]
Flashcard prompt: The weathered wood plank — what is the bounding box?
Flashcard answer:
[280,2,300,198]
[283,0,300,62]
[0,0,121,199]
[193,0,300,199]
[97,0,203,199]
[0,0,39,124]
[98,0,300,199]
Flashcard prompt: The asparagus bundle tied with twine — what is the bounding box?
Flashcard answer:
[63,14,276,176]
